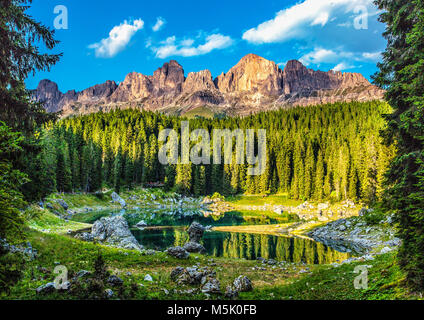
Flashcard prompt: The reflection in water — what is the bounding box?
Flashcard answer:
[132,228,351,264]
[78,207,296,226]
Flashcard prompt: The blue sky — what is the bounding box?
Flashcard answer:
[26,0,387,92]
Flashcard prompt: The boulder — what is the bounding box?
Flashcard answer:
[225,286,239,299]
[135,220,147,228]
[74,232,94,242]
[233,276,253,292]
[172,266,217,286]
[167,246,190,259]
[105,289,114,298]
[111,192,126,207]
[187,222,205,243]
[183,241,206,254]
[201,278,221,294]
[36,282,56,295]
[107,275,124,287]
[92,216,143,251]
[170,267,185,281]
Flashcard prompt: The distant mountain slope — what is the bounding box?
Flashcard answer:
[32,54,384,117]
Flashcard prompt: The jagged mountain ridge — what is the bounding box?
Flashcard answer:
[32,54,384,117]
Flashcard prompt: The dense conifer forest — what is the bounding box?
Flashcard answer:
[31,100,394,203]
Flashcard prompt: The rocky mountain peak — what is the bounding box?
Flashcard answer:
[215,54,284,96]
[33,53,385,117]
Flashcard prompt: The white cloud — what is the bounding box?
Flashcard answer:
[300,48,353,66]
[362,51,382,62]
[332,62,355,71]
[299,46,383,72]
[89,19,144,58]
[152,17,166,32]
[242,0,374,44]
[153,33,233,59]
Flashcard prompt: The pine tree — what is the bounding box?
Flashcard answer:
[373,0,424,289]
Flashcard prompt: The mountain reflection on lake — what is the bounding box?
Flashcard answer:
[131,228,352,264]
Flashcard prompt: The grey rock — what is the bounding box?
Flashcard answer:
[183,241,206,253]
[167,246,190,259]
[105,289,114,298]
[92,216,143,251]
[135,220,147,228]
[170,267,185,281]
[36,282,56,295]
[111,192,126,207]
[107,275,124,287]
[225,286,239,299]
[56,199,69,210]
[75,270,91,279]
[233,276,253,292]
[188,222,205,243]
[74,232,94,242]
[379,246,392,254]
[201,278,221,294]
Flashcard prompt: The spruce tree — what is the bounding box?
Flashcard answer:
[374,0,424,289]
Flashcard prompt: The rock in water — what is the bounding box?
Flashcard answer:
[166,246,190,259]
[233,276,253,292]
[92,216,143,251]
[111,192,126,207]
[187,222,205,243]
[183,241,206,253]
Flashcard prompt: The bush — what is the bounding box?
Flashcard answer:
[364,209,386,225]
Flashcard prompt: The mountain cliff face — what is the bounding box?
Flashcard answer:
[33,54,384,117]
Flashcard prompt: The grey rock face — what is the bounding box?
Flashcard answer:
[92,216,143,251]
[167,246,190,259]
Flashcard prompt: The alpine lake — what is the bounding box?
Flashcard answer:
[73,205,359,265]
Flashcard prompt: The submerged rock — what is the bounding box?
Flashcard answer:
[92,216,143,251]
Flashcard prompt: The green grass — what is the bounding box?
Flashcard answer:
[183,106,216,119]
[226,194,303,207]
[27,206,92,235]
[2,228,417,300]
[240,252,417,300]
